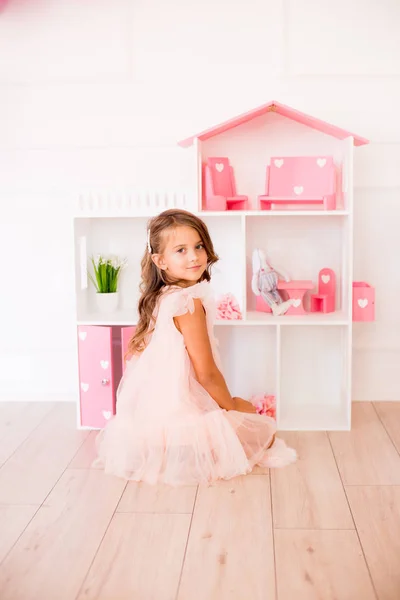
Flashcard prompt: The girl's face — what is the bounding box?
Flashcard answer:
[153,225,208,285]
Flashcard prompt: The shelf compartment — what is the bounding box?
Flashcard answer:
[278,325,350,431]
[245,215,348,316]
[201,216,245,314]
[74,217,148,322]
[199,110,353,211]
[216,326,277,400]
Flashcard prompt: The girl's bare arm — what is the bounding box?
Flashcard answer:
[174,298,256,413]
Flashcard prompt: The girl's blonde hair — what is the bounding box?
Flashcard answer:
[127,209,219,356]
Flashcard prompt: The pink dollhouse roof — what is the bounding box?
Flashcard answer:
[178,100,369,147]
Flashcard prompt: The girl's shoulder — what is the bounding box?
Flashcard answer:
[158,280,214,318]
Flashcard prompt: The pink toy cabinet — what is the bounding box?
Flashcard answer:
[310,268,336,313]
[258,156,336,210]
[203,157,248,211]
[352,282,375,321]
[77,325,134,428]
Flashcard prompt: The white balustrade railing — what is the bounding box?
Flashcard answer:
[76,189,197,216]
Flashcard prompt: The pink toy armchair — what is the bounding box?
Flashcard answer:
[203,157,248,211]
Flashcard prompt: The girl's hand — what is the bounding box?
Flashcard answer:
[232,397,258,414]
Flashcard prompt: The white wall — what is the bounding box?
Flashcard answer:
[0,0,399,401]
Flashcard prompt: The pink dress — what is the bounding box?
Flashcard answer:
[94,281,296,485]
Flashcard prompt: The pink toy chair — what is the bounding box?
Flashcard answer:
[310,268,336,313]
[258,156,336,210]
[203,157,248,211]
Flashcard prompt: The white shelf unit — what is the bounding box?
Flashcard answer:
[73,105,364,431]
[74,212,352,432]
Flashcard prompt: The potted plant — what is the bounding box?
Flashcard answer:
[88,254,127,313]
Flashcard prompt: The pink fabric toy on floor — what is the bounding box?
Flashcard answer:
[216,293,243,320]
[251,393,276,419]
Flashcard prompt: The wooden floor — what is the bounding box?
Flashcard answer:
[0,402,399,599]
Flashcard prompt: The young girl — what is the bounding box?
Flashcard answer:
[95,209,296,485]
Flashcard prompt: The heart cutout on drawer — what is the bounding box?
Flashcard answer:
[81,382,89,392]
[274,159,284,168]
[294,186,304,195]
[215,163,224,172]
[321,275,330,284]
[358,298,368,308]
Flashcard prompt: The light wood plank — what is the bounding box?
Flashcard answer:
[0,403,89,504]
[0,469,125,600]
[271,432,353,529]
[329,402,400,485]
[346,485,400,600]
[69,431,100,469]
[0,505,38,563]
[3,400,400,600]
[275,529,376,600]
[0,402,54,467]
[78,512,191,600]
[177,475,275,600]
[70,435,198,514]
[374,401,400,454]
[117,481,197,514]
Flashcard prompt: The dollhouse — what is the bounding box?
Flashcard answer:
[74,100,373,432]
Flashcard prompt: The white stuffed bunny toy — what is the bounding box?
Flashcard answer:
[251,248,295,316]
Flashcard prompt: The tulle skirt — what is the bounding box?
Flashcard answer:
[94,399,296,486]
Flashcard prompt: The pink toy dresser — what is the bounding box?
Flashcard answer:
[352,282,375,321]
[77,325,135,428]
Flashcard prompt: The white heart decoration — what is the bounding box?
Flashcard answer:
[81,382,89,392]
[292,299,301,308]
[274,159,284,168]
[294,186,304,196]
[100,360,109,370]
[358,299,368,309]
[79,332,87,341]
[321,275,330,284]
[102,410,111,420]
[215,163,224,172]
[317,158,327,168]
